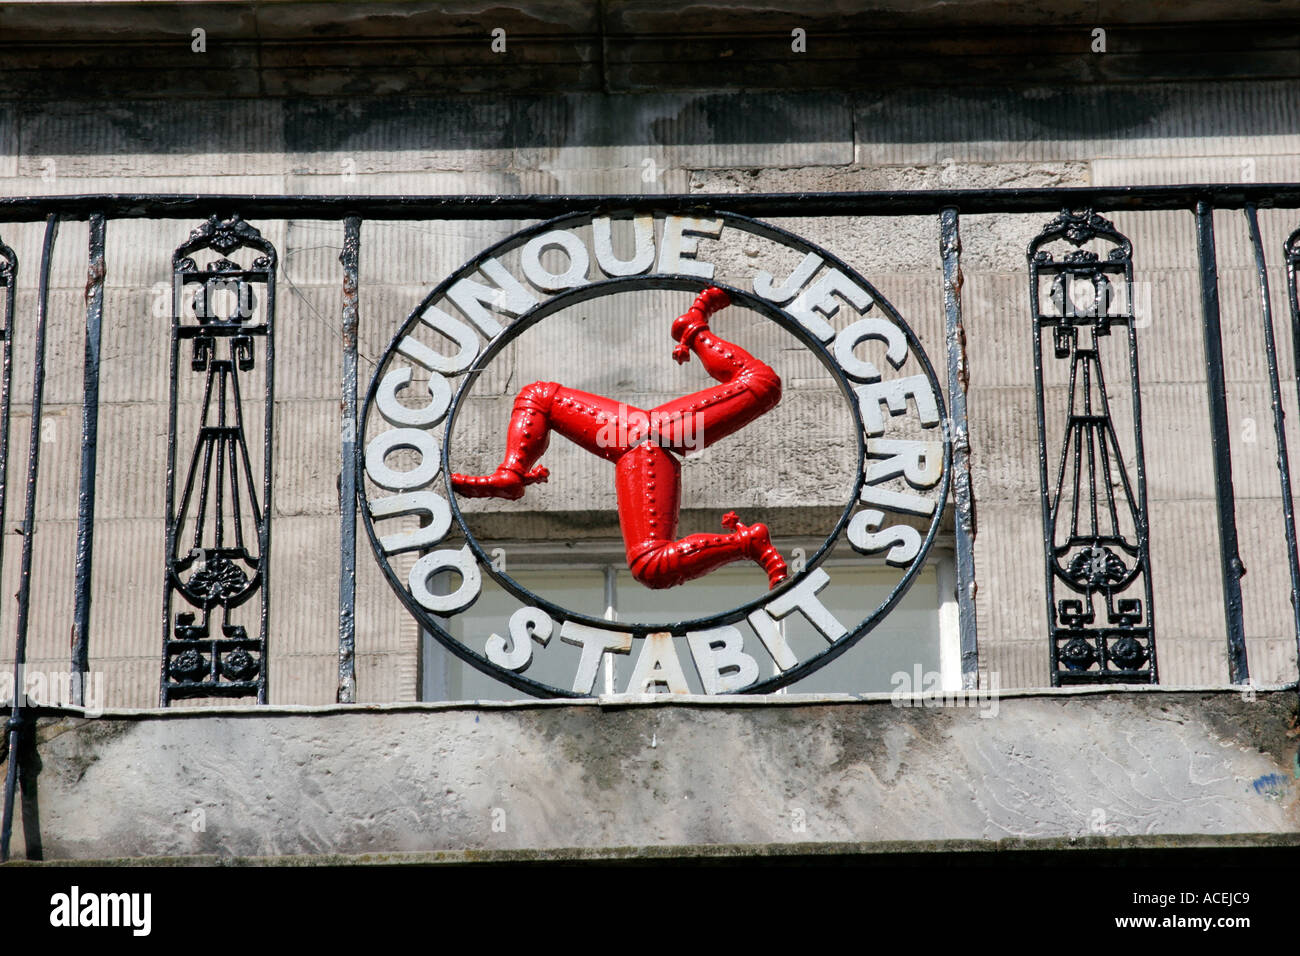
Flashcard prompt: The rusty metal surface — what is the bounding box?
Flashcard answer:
[0,229,17,862]
[940,208,979,689]
[1243,206,1300,677]
[3,186,1300,225]
[337,216,361,705]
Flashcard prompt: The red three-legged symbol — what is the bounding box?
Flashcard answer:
[452,287,789,589]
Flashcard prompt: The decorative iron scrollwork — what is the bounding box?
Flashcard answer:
[162,214,275,703]
[1029,209,1157,685]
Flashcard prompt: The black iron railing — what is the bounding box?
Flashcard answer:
[3,185,1300,861]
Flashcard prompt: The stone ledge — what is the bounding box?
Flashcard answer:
[7,830,1300,867]
[4,687,1297,861]
[4,680,1297,720]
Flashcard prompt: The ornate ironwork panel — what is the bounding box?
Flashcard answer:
[1029,210,1156,685]
[162,215,276,704]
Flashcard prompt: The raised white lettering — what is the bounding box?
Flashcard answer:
[834,318,907,383]
[867,439,943,489]
[855,374,940,436]
[561,622,633,695]
[746,608,800,671]
[365,428,441,491]
[859,481,935,517]
[520,229,590,292]
[753,251,822,304]
[409,545,482,614]
[686,626,760,694]
[485,607,554,672]
[847,509,922,566]
[447,258,538,337]
[397,305,481,375]
[763,568,847,643]
[593,215,656,277]
[369,491,452,554]
[625,631,691,694]
[375,365,453,428]
[657,216,722,279]
[787,269,873,342]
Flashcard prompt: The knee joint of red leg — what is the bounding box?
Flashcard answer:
[514,380,559,414]
[742,366,782,410]
[629,549,675,589]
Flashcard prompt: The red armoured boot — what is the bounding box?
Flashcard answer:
[672,286,731,364]
[720,511,788,589]
[450,464,549,500]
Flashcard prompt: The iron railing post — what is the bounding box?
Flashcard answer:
[338,216,361,704]
[1243,206,1300,658]
[2,214,59,861]
[1195,201,1250,684]
[940,208,979,688]
[71,213,107,702]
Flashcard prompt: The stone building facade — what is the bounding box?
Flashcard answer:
[1,1,1298,861]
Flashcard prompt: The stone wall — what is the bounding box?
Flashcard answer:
[2,1,1297,97]
[0,4,1299,708]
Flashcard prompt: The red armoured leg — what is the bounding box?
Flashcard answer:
[628,514,789,590]
[450,463,550,500]
[452,382,651,499]
[450,381,557,500]
[546,388,647,461]
[617,443,787,590]
[652,287,782,452]
[671,286,732,364]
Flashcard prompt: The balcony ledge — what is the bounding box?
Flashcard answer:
[4,686,1297,861]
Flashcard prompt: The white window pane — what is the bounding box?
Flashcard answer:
[780,565,939,695]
